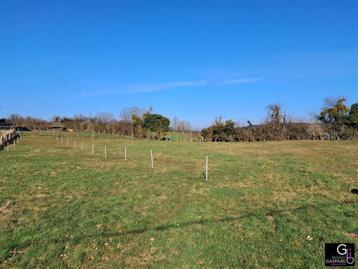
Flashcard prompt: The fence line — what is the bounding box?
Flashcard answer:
[18,132,212,181]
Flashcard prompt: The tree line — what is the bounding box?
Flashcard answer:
[201,98,358,141]
[3,108,172,139]
[1,97,357,141]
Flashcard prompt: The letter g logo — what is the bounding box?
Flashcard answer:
[337,244,347,255]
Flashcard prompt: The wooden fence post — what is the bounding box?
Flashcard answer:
[205,156,208,181]
[150,150,154,168]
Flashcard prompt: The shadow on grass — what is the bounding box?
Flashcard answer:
[4,199,356,259]
[45,199,357,243]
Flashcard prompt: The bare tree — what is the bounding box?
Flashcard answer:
[266,104,283,140]
[171,116,191,132]
[120,107,146,122]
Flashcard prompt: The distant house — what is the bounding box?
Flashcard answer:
[0,119,31,131]
[49,122,67,131]
[0,119,12,130]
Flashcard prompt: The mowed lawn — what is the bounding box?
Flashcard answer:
[0,133,357,268]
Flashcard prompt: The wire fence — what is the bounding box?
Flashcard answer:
[11,130,212,181]
[29,129,197,142]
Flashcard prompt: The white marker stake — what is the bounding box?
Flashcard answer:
[124,146,127,160]
[61,136,63,143]
[205,156,208,181]
[104,145,107,158]
[92,143,94,155]
[150,150,154,168]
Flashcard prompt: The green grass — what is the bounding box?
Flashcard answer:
[1,132,357,268]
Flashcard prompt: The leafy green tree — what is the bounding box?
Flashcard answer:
[211,117,225,141]
[143,113,170,138]
[131,114,143,138]
[349,102,358,136]
[319,98,350,140]
[224,120,236,140]
[200,127,212,141]
[204,117,236,142]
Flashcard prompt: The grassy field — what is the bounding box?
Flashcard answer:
[0,132,357,268]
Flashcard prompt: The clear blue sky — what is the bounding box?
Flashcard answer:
[1,0,357,128]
